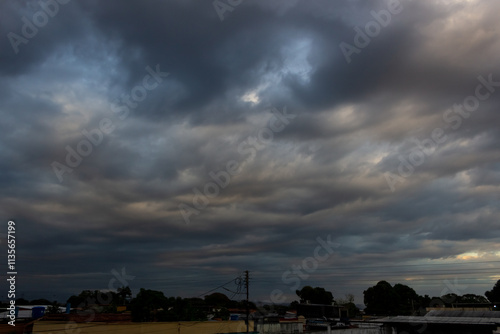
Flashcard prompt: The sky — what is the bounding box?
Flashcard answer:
[1,0,500,306]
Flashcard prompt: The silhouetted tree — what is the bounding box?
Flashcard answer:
[66,294,85,308]
[16,298,30,305]
[486,280,500,303]
[394,283,419,315]
[363,281,398,315]
[295,286,334,305]
[47,301,61,314]
[428,296,445,308]
[130,288,168,322]
[117,286,132,305]
[183,298,206,321]
[66,289,115,312]
[336,294,360,318]
[204,292,231,307]
[460,294,488,304]
[441,293,459,306]
[415,294,432,315]
[30,298,51,305]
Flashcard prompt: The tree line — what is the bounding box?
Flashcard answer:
[363,280,497,316]
[5,279,500,321]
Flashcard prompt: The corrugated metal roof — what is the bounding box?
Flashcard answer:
[372,315,500,325]
[0,310,33,319]
[426,310,500,318]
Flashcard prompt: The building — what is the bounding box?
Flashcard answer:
[373,310,500,334]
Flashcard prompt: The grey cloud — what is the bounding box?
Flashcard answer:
[1,0,500,303]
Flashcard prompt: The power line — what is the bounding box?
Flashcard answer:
[194,274,244,298]
[248,260,500,273]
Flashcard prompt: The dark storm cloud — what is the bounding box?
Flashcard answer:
[1,0,500,303]
[0,0,86,75]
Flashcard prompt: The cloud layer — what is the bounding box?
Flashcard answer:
[1,0,500,304]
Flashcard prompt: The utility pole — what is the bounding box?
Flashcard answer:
[245,270,249,333]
